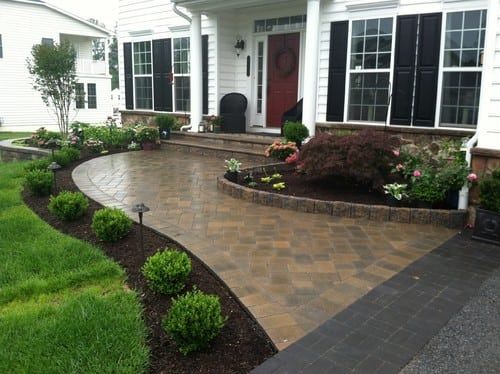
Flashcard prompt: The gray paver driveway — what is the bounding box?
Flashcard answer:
[73,148,456,350]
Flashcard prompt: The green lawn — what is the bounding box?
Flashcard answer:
[0,162,149,373]
[0,132,32,141]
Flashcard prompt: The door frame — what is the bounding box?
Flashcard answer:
[251,30,305,130]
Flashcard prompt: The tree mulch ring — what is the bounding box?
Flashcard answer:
[240,169,455,209]
[22,151,276,374]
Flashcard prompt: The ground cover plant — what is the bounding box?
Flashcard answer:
[18,153,275,373]
[0,162,149,373]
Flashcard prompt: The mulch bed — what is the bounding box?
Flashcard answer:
[241,169,455,209]
[22,151,276,374]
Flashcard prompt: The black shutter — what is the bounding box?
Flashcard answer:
[153,38,173,112]
[413,13,442,127]
[202,35,209,115]
[326,21,348,122]
[123,42,134,110]
[390,15,418,125]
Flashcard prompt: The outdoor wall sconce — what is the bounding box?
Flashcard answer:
[132,202,150,260]
[234,37,245,57]
[47,162,61,191]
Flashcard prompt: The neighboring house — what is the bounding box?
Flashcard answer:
[117,0,500,167]
[0,0,113,132]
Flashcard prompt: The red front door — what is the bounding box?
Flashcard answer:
[266,33,300,127]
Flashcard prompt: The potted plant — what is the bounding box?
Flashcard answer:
[283,121,309,149]
[383,183,408,207]
[473,170,500,245]
[409,169,446,208]
[224,158,241,183]
[209,116,223,133]
[136,127,160,151]
[156,114,176,140]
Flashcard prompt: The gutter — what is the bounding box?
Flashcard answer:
[458,133,479,210]
[172,3,193,132]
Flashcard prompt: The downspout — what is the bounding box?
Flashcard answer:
[172,3,193,132]
[458,133,479,210]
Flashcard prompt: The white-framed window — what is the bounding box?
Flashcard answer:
[256,40,265,114]
[173,37,190,112]
[75,83,85,109]
[440,9,486,128]
[348,17,393,122]
[87,83,97,109]
[133,41,153,110]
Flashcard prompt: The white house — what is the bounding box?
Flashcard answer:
[0,0,113,132]
[117,0,500,167]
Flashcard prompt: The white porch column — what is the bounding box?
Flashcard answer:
[302,0,321,137]
[190,11,203,132]
[477,0,500,150]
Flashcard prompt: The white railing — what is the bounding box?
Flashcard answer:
[76,58,107,75]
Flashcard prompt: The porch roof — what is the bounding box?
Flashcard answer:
[172,0,295,12]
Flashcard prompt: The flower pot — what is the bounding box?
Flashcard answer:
[142,142,155,151]
[224,171,238,183]
[446,189,459,209]
[159,128,171,140]
[472,208,500,246]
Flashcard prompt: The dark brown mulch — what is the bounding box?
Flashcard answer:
[240,170,454,209]
[22,151,276,374]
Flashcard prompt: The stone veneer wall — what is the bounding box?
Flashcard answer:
[218,164,466,229]
[0,139,49,162]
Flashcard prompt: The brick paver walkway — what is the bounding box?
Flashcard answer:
[73,149,456,350]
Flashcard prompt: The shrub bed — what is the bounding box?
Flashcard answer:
[48,191,89,221]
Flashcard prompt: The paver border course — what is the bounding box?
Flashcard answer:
[217,164,467,229]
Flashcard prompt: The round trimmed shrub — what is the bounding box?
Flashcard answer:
[48,191,89,221]
[91,207,132,242]
[163,289,226,355]
[142,249,192,295]
[24,158,51,172]
[24,170,53,196]
[283,121,309,143]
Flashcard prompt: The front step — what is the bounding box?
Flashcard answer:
[163,131,279,154]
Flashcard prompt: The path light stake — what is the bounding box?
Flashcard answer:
[132,203,150,261]
[47,162,61,191]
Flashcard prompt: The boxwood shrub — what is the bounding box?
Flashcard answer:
[163,289,226,355]
[91,207,132,242]
[48,191,89,221]
[142,249,191,295]
[24,158,51,172]
[24,170,53,196]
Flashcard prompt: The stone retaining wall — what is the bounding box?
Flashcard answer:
[0,139,49,162]
[217,164,467,229]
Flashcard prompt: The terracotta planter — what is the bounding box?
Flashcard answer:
[472,208,500,246]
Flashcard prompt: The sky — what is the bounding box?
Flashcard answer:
[44,0,119,31]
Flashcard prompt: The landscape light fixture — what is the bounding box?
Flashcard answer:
[46,138,58,158]
[132,202,150,260]
[47,161,61,191]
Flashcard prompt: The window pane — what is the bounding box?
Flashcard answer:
[461,50,477,66]
[378,35,391,52]
[351,37,364,53]
[379,18,393,35]
[366,19,378,35]
[445,31,461,49]
[447,12,463,30]
[444,50,460,67]
[352,21,365,37]
[440,72,481,128]
[87,83,97,109]
[135,77,152,110]
[377,53,391,68]
[462,30,479,48]
[133,41,152,75]
[464,10,481,29]
[75,83,85,109]
[365,36,377,52]
[348,73,390,123]
[175,77,190,112]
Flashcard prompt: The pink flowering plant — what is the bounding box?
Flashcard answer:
[265,140,298,161]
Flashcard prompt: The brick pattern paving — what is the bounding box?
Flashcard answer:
[73,148,455,349]
[252,232,500,373]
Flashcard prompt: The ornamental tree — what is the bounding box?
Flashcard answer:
[27,40,77,138]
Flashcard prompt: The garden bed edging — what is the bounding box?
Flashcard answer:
[217,163,467,229]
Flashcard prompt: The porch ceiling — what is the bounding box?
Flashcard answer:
[172,0,296,12]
